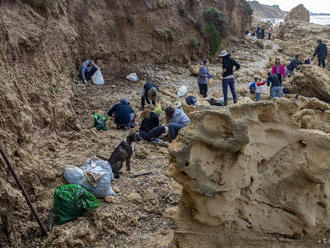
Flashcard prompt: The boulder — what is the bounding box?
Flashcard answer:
[287,65,330,102]
[168,98,330,247]
[189,64,200,76]
[285,4,310,23]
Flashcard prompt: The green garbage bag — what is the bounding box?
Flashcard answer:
[54,184,100,224]
[93,113,108,130]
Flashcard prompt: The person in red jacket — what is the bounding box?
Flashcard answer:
[271,58,286,84]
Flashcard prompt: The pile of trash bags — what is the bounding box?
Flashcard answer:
[64,157,116,198]
[54,184,99,224]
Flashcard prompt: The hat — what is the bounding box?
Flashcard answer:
[120,98,129,105]
[220,50,229,57]
[317,39,322,43]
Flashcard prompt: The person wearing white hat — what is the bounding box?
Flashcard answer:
[220,50,240,106]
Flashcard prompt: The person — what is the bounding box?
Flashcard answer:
[208,97,224,106]
[266,72,282,99]
[198,59,210,98]
[250,77,266,102]
[141,82,159,110]
[220,50,240,106]
[186,95,197,106]
[286,55,303,78]
[312,39,328,68]
[260,27,265,40]
[80,60,100,84]
[165,106,190,142]
[256,25,261,39]
[271,58,286,84]
[268,26,273,40]
[107,98,136,129]
[139,105,167,142]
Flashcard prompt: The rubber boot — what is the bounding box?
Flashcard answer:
[224,100,228,106]
[233,98,238,104]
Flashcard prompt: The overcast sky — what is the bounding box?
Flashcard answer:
[248,0,330,13]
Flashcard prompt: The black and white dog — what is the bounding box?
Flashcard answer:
[109,132,141,178]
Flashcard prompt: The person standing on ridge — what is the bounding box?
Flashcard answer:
[312,39,328,68]
[268,26,273,40]
[256,24,261,39]
[198,59,210,98]
[220,50,240,106]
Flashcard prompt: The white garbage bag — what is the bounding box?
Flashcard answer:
[92,69,105,85]
[177,85,188,98]
[126,73,139,82]
[64,157,116,198]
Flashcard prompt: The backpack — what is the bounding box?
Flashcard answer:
[249,82,256,94]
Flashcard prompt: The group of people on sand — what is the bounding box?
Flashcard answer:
[77,38,327,142]
[247,24,273,40]
[79,63,190,143]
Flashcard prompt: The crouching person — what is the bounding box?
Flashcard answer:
[80,60,99,84]
[139,105,168,142]
[165,106,190,142]
[107,99,135,129]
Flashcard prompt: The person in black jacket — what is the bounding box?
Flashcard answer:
[220,50,240,106]
[107,99,135,129]
[313,39,328,68]
[266,72,282,99]
[139,105,167,141]
[141,82,159,110]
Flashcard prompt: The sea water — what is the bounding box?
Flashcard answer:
[261,15,330,26]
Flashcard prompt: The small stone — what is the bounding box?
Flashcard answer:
[104,196,113,203]
[127,192,142,204]
[112,186,120,193]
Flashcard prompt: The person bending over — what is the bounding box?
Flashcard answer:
[80,60,99,84]
[141,82,159,110]
[165,106,190,142]
[107,99,135,129]
[286,55,302,78]
[139,105,167,142]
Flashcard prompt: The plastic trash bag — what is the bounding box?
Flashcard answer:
[154,104,162,115]
[177,85,188,98]
[93,113,108,130]
[64,157,116,198]
[54,184,99,224]
[126,73,139,82]
[92,69,105,85]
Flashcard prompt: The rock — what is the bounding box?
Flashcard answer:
[104,196,114,203]
[255,39,264,49]
[112,186,120,193]
[127,192,142,204]
[285,4,310,23]
[189,64,200,76]
[288,65,330,102]
[168,98,330,247]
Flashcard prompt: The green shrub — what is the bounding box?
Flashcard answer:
[69,66,77,79]
[241,0,253,16]
[189,38,200,48]
[165,29,174,41]
[177,4,185,17]
[126,15,134,25]
[205,24,222,55]
[203,7,226,32]
[203,7,226,55]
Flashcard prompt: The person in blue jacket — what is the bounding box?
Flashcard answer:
[198,59,210,98]
[165,106,190,142]
[313,39,328,68]
[107,99,135,129]
[286,55,303,78]
[80,60,99,84]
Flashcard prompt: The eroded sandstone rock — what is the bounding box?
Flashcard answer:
[285,4,310,23]
[168,98,330,247]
